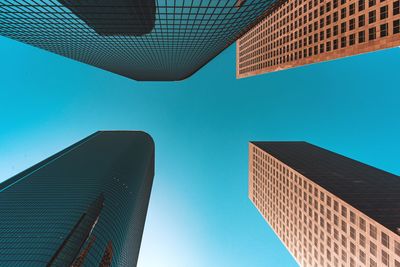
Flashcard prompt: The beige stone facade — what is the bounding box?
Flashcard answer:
[237,0,400,78]
[249,142,400,267]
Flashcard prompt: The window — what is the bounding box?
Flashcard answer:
[333,39,338,50]
[359,0,365,11]
[341,8,347,19]
[333,0,339,8]
[350,211,356,224]
[358,31,365,43]
[380,6,388,20]
[395,1,400,15]
[359,250,366,264]
[359,233,366,247]
[326,2,332,12]
[350,19,355,30]
[359,15,365,27]
[326,41,332,51]
[377,229,389,247]
[382,250,389,266]
[369,27,376,40]
[369,10,376,24]
[369,0,376,7]
[340,206,347,218]
[341,220,347,233]
[350,242,356,255]
[394,20,400,34]
[341,22,347,33]
[326,15,332,25]
[359,217,366,231]
[370,241,377,256]
[341,234,347,248]
[395,241,400,256]
[334,201,339,212]
[334,12,339,22]
[341,36,347,47]
[349,34,355,45]
[380,23,388,37]
[341,249,347,263]
[350,227,356,240]
[349,3,355,15]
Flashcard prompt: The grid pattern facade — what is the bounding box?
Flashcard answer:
[249,142,400,267]
[0,131,154,266]
[0,0,275,81]
[237,0,400,78]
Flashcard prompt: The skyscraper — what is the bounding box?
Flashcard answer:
[237,0,400,78]
[0,131,154,266]
[249,141,400,267]
[0,0,275,81]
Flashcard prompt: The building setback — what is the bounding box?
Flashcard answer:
[237,0,400,78]
[249,141,400,267]
[0,131,154,267]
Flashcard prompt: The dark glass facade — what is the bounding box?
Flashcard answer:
[0,0,275,81]
[0,131,155,266]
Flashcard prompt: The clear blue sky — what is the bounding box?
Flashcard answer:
[1,36,399,267]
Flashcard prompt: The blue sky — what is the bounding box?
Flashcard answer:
[0,36,400,267]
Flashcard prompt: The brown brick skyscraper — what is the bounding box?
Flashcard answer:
[249,141,400,267]
[238,0,400,78]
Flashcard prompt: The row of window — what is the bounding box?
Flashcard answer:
[240,18,399,72]
[251,147,400,267]
[240,0,399,49]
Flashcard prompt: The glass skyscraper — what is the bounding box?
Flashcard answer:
[0,131,154,266]
[0,0,275,81]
